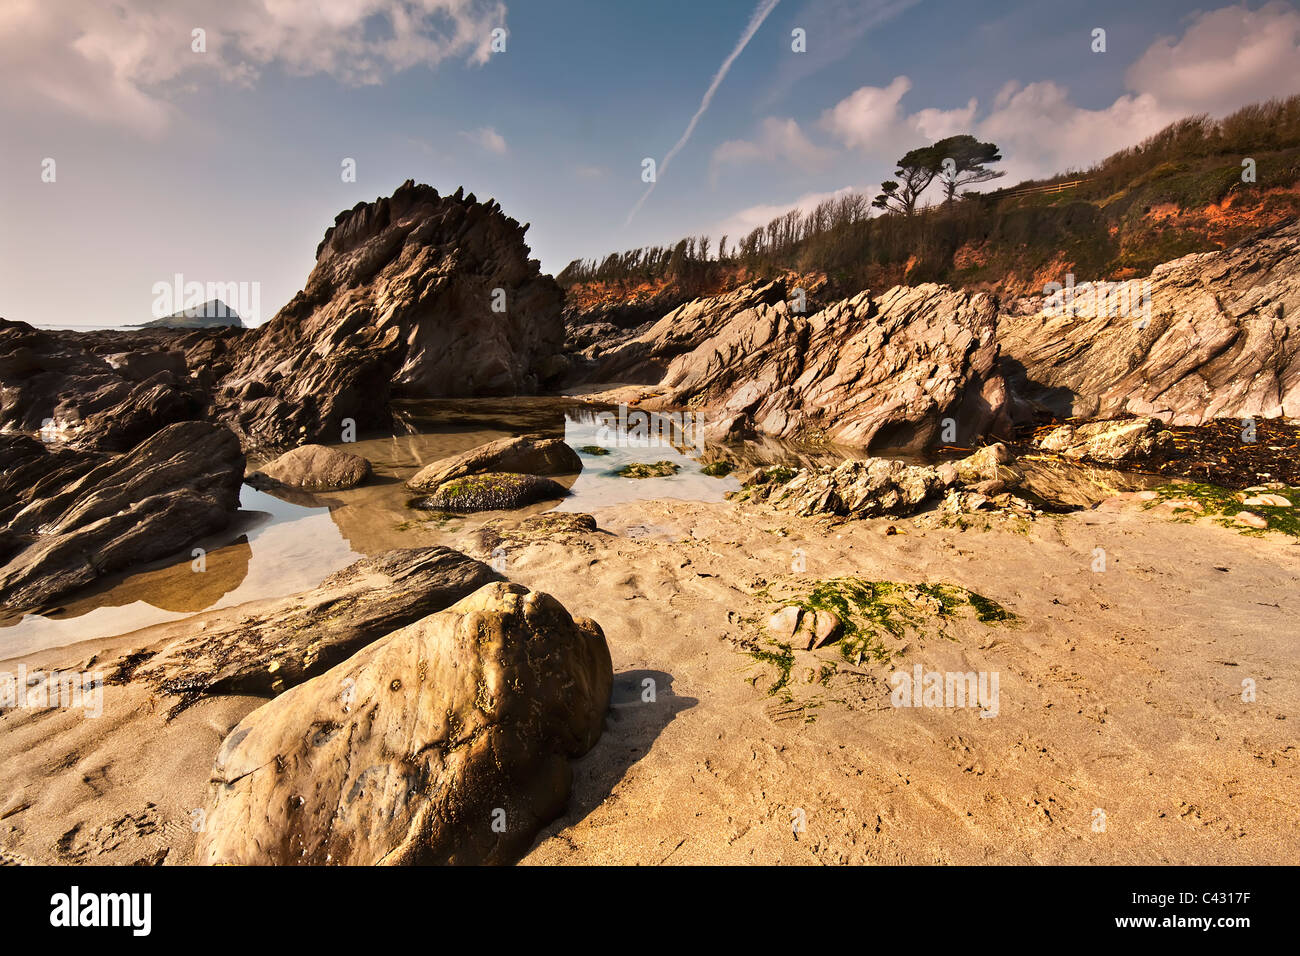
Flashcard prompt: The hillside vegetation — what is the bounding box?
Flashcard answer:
[560,96,1300,310]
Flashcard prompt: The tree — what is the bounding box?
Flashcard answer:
[872,144,945,216]
[933,135,1003,203]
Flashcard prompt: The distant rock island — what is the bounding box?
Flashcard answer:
[142,299,244,329]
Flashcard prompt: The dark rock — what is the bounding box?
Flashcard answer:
[413,472,569,512]
[215,181,566,449]
[407,434,581,492]
[0,421,244,615]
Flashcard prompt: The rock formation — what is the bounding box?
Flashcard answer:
[251,443,372,491]
[413,472,570,512]
[0,421,244,615]
[998,219,1300,424]
[575,280,1011,451]
[407,434,581,492]
[737,443,1023,519]
[215,181,566,449]
[116,546,499,713]
[195,582,612,865]
[0,320,226,453]
[1034,416,1174,462]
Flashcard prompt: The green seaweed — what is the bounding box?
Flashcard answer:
[780,577,1017,664]
[1144,482,1300,537]
[746,641,795,695]
[700,460,735,477]
[613,461,680,479]
[578,445,611,456]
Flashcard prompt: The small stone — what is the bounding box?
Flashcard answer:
[767,605,803,641]
[1233,511,1268,530]
[1136,490,1161,501]
[1243,494,1292,507]
[810,610,843,649]
[1160,498,1204,512]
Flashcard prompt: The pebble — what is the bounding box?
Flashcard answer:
[1233,511,1268,530]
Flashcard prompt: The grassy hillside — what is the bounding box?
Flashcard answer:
[561,95,1300,310]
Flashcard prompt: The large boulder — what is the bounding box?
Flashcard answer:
[0,421,244,614]
[195,582,613,865]
[998,219,1300,425]
[407,434,581,492]
[253,443,372,491]
[215,181,566,449]
[413,472,569,512]
[118,546,500,713]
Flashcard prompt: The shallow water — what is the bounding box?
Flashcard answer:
[2,397,1163,658]
[1,400,742,656]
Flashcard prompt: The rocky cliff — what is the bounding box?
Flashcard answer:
[215,180,566,449]
[998,219,1300,424]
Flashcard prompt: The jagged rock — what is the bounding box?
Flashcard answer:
[116,547,499,712]
[215,181,566,449]
[999,220,1300,424]
[413,472,569,512]
[0,421,243,614]
[1035,417,1175,462]
[739,446,1023,520]
[577,280,1010,451]
[253,443,372,491]
[194,582,612,865]
[0,319,211,452]
[407,435,581,492]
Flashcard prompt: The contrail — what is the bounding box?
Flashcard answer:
[625,0,781,225]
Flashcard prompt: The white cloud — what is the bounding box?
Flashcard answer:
[1126,1,1300,116]
[0,0,507,134]
[712,185,859,239]
[460,126,507,154]
[711,117,835,176]
[819,76,913,153]
[813,2,1300,187]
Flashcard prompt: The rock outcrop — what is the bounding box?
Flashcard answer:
[1034,416,1175,462]
[215,181,566,449]
[0,320,224,452]
[407,434,581,492]
[998,219,1300,424]
[252,443,371,491]
[738,443,1023,519]
[0,421,244,614]
[117,546,499,713]
[577,280,1010,451]
[195,582,612,865]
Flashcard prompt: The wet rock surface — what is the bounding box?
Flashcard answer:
[413,472,569,512]
[0,421,244,615]
[195,581,612,865]
[251,443,372,491]
[407,434,581,492]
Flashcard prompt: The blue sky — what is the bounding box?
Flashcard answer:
[2,0,1298,327]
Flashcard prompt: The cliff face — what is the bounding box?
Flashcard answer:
[998,219,1300,424]
[216,180,566,449]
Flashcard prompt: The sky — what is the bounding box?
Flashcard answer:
[2,0,1299,328]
